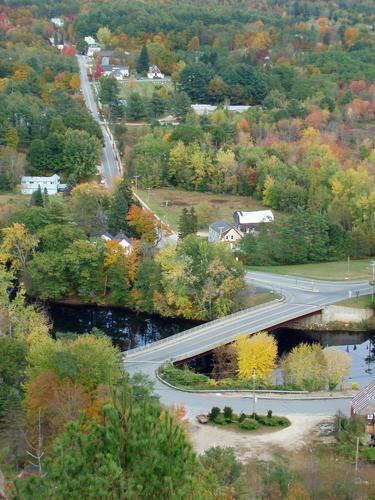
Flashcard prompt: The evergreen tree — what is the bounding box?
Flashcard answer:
[30,186,44,207]
[150,91,165,117]
[178,207,197,239]
[108,177,133,235]
[43,187,49,207]
[172,91,192,121]
[136,45,149,75]
[126,93,146,121]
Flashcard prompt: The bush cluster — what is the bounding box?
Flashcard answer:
[208,407,290,432]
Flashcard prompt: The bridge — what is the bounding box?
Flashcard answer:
[125,272,372,417]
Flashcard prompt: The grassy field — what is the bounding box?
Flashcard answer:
[119,79,173,99]
[338,294,374,309]
[137,187,268,231]
[0,192,29,224]
[247,259,375,281]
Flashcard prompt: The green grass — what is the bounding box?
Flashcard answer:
[119,79,173,99]
[137,187,269,231]
[247,259,374,281]
[241,291,281,309]
[337,294,374,309]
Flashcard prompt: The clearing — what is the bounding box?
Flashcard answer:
[137,187,268,231]
[190,415,331,461]
[119,79,173,100]
[247,259,374,281]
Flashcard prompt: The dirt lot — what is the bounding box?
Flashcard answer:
[190,415,332,461]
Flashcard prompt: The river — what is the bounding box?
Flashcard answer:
[49,303,375,387]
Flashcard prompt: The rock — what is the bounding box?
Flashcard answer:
[196,414,209,424]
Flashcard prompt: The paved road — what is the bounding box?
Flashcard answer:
[125,272,372,417]
[77,55,120,187]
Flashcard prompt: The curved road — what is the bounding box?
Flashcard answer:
[125,273,371,417]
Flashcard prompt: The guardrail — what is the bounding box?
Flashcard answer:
[125,296,285,357]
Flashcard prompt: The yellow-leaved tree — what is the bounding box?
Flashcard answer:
[235,331,277,380]
[322,347,351,390]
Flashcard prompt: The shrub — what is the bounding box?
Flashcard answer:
[260,416,290,427]
[361,447,375,463]
[214,414,226,425]
[200,447,241,487]
[209,406,221,421]
[161,365,209,387]
[350,382,360,390]
[223,406,233,422]
[239,418,259,431]
[238,412,247,423]
[267,409,272,418]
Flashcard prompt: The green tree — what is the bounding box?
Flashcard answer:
[150,91,165,117]
[16,381,219,498]
[108,177,133,235]
[178,207,197,239]
[62,129,101,180]
[172,91,191,121]
[200,447,241,488]
[137,45,150,75]
[126,93,146,121]
[179,62,213,102]
[99,76,119,107]
[30,186,44,207]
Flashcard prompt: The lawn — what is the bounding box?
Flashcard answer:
[338,294,374,309]
[247,259,375,281]
[137,187,269,231]
[119,79,173,100]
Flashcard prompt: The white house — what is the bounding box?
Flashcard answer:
[147,65,164,79]
[85,36,101,57]
[21,174,64,195]
[208,220,243,249]
[233,210,274,233]
[191,104,250,115]
[101,232,133,254]
[51,18,64,27]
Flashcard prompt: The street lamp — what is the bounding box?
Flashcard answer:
[252,370,257,417]
[371,261,375,303]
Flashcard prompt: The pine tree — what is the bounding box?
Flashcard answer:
[43,187,50,206]
[108,177,133,235]
[136,45,149,75]
[188,206,198,235]
[178,207,197,239]
[178,208,190,239]
[30,186,44,207]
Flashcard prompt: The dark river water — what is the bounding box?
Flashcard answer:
[49,303,375,387]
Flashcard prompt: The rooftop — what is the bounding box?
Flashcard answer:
[352,379,375,414]
[209,220,232,233]
[235,210,274,224]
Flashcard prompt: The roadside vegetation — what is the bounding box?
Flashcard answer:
[160,332,354,392]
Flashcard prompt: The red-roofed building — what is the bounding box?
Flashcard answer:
[351,379,375,444]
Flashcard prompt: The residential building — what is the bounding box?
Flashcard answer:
[351,379,375,445]
[21,174,65,195]
[85,36,101,56]
[208,220,243,249]
[101,232,133,254]
[233,210,274,233]
[147,65,164,79]
[191,104,250,115]
[51,18,64,27]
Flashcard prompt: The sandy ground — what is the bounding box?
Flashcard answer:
[190,415,332,461]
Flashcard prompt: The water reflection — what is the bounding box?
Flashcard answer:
[48,304,374,386]
[49,303,198,352]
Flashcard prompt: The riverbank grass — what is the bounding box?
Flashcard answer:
[247,259,374,281]
[207,406,290,432]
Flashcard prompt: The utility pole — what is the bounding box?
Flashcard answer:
[133,175,140,191]
[347,255,350,279]
[371,261,375,303]
[252,370,257,417]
